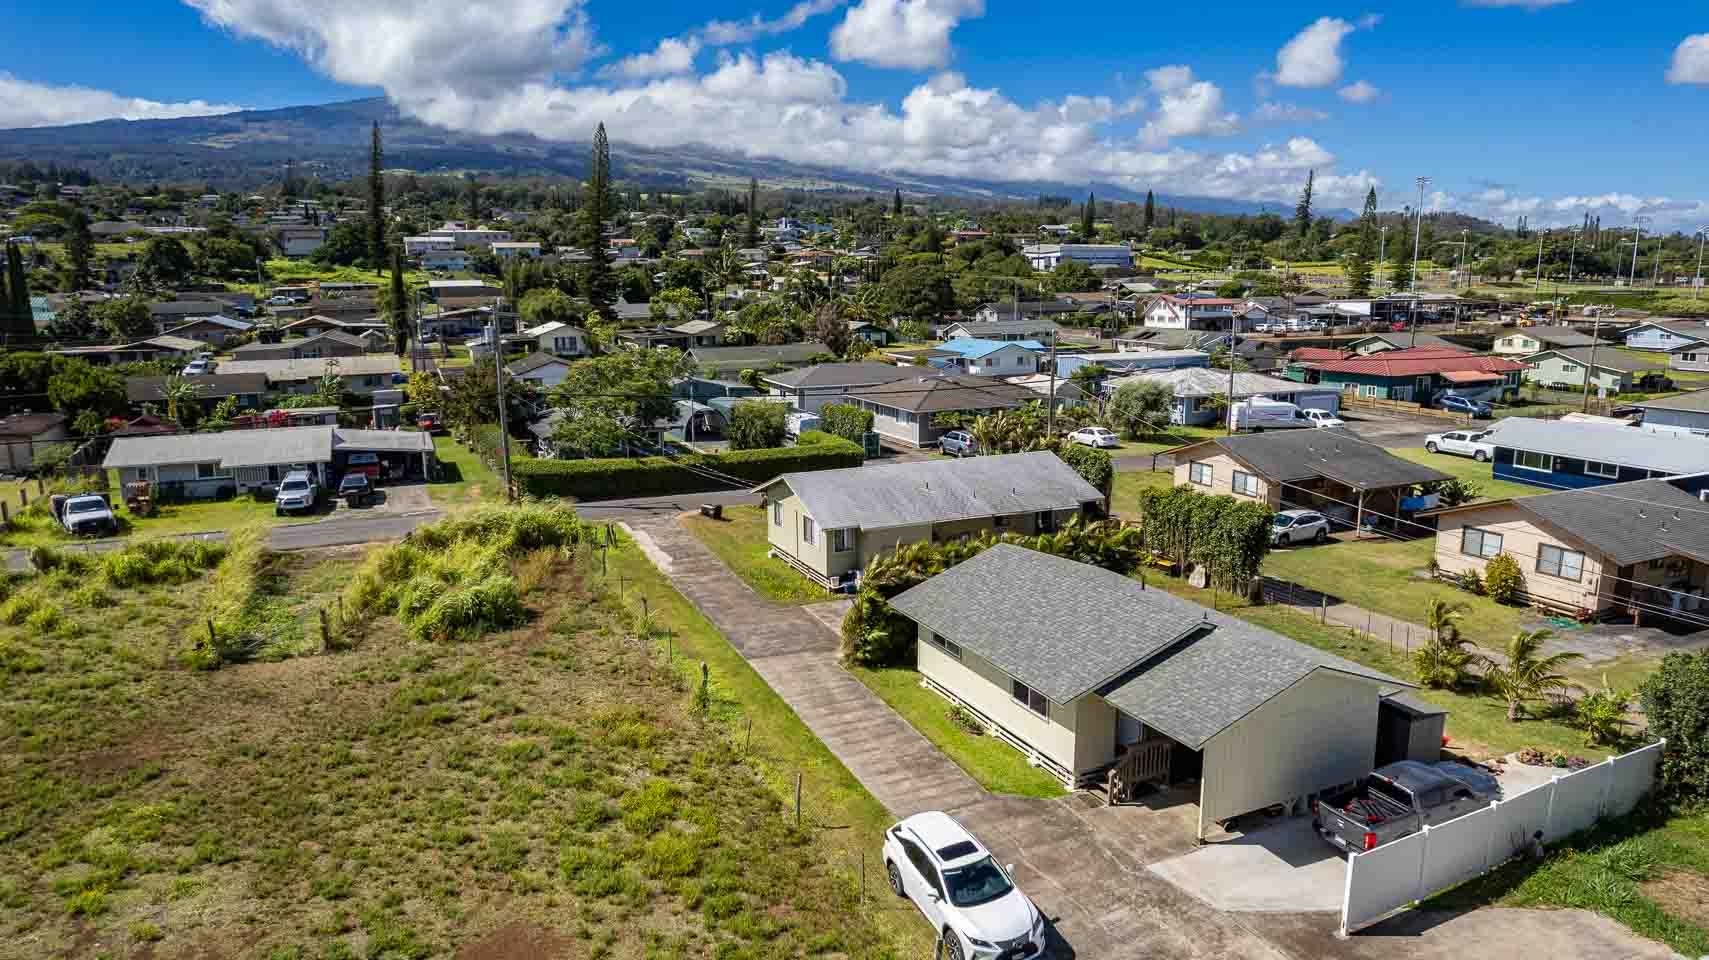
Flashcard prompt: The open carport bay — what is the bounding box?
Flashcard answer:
[1148,818,1346,912]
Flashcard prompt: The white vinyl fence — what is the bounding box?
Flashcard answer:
[1339,739,1665,936]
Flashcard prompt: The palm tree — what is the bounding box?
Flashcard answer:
[1425,598,1468,645]
[1412,598,1487,689]
[1484,629,1585,721]
[160,375,204,424]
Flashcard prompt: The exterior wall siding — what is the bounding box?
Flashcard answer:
[916,628,1081,778]
[764,492,832,580]
[1669,349,1709,373]
[1172,452,1282,508]
[1626,328,1707,352]
[1491,446,1657,489]
[1639,407,1709,433]
[1431,504,1611,613]
[1522,355,1630,392]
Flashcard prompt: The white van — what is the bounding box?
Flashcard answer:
[1228,398,1313,431]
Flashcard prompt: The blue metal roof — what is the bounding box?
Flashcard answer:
[932,338,1046,359]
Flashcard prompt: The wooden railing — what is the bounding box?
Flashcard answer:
[1106,737,1172,805]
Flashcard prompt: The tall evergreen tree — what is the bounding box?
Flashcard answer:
[366,122,389,277]
[388,244,409,357]
[1293,170,1314,239]
[1081,193,1095,238]
[1142,190,1156,235]
[63,208,95,292]
[1346,187,1378,297]
[892,188,902,216]
[464,175,482,223]
[745,177,760,248]
[3,243,34,343]
[581,123,617,320]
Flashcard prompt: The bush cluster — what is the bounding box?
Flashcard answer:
[818,403,874,446]
[513,438,864,500]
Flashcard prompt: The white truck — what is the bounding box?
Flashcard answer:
[53,493,119,537]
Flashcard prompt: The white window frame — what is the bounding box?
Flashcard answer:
[1513,449,1553,473]
[831,528,854,553]
[1011,679,1049,717]
[1188,461,1213,486]
[1361,385,1379,398]
[1535,544,1585,581]
[1231,471,1259,497]
[1584,460,1620,479]
[1461,527,1503,559]
[194,461,228,480]
[801,516,815,545]
[772,500,783,526]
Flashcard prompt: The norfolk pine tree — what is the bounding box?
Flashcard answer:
[368,121,386,274]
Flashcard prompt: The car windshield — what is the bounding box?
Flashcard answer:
[66,500,103,513]
[1272,515,1292,527]
[281,480,309,493]
[942,856,1014,908]
[340,476,367,489]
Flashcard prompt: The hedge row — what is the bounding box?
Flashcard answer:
[514,436,865,500]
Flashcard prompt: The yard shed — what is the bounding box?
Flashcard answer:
[888,545,1407,838]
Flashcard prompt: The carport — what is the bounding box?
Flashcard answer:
[332,428,435,483]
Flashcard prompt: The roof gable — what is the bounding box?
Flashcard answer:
[766,451,1101,531]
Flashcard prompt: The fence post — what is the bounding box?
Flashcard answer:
[794,772,802,828]
[1388,623,1394,654]
[319,608,329,652]
[1415,823,1432,905]
[34,476,43,496]
[744,715,752,754]
[18,488,26,508]
[1366,610,1373,639]
[1319,594,1327,624]
[207,619,217,648]
[860,852,866,905]
[0,500,8,527]
[1482,799,1501,873]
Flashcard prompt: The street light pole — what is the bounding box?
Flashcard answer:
[1629,216,1649,287]
[1695,226,1709,299]
[1408,176,1431,347]
[1533,233,1545,297]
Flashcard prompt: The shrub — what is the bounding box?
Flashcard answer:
[183,528,268,669]
[794,429,835,446]
[1055,443,1113,497]
[727,401,787,450]
[1573,683,1633,747]
[1483,552,1525,605]
[819,402,874,445]
[1458,568,1485,596]
[513,438,864,500]
[1639,650,1709,803]
[1435,477,1483,508]
[100,539,227,588]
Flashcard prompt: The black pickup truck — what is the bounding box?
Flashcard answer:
[1314,761,1497,854]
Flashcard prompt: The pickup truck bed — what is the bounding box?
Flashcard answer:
[1313,760,1496,854]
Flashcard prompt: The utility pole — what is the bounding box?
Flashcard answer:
[1226,307,1238,435]
[1046,335,1058,437]
[1533,233,1545,297]
[1581,312,1603,413]
[1568,225,1580,287]
[1695,226,1709,299]
[1629,216,1649,287]
[1408,176,1431,347]
[492,298,513,500]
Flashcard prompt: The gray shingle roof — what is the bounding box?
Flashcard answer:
[126,373,268,403]
[1509,476,1709,566]
[841,373,1038,413]
[1634,389,1709,414]
[950,318,1066,334]
[333,428,434,454]
[102,425,431,469]
[1533,331,1609,349]
[1485,417,1709,475]
[762,362,915,390]
[1105,367,1332,399]
[1190,429,1450,490]
[217,355,401,381]
[888,545,1402,748]
[1526,347,1661,373]
[688,343,826,368]
[761,451,1101,531]
[505,352,571,376]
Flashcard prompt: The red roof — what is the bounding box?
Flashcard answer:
[1440,370,1504,384]
[1290,347,1351,362]
[1311,346,1527,378]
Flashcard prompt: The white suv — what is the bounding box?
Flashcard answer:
[883,811,1045,960]
[274,470,319,515]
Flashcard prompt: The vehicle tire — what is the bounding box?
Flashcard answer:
[1473,450,1488,462]
[275,508,283,516]
[943,930,965,960]
[1425,442,1438,453]
[1314,528,1329,544]
[885,861,905,898]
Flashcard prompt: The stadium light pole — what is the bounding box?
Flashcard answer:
[1408,176,1431,347]
[1695,226,1709,299]
[1629,216,1649,287]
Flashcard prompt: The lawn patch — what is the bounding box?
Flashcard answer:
[681,506,827,605]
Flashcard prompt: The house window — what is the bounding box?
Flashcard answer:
[195,462,224,480]
[1231,471,1259,497]
[1681,353,1699,363]
[802,516,816,545]
[1461,527,1504,559]
[1536,544,1585,581]
[1188,461,1213,486]
[926,631,962,661]
[1036,511,1057,533]
[1513,449,1553,472]
[772,500,782,526]
[1584,460,1620,479]
[1362,385,1379,398]
[1016,355,1027,366]
[831,528,854,553]
[553,336,579,354]
[1011,679,1049,717]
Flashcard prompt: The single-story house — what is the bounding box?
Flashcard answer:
[889,544,1406,834]
[103,425,435,500]
[50,335,204,366]
[147,299,233,326]
[160,314,255,347]
[1294,346,1526,403]
[965,304,1075,330]
[1667,341,1709,374]
[0,412,68,473]
[1492,329,1609,355]
[1631,388,1709,434]
[944,318,1063,343]
[229,331,371,362]
[428,279,503,308]
[1522,347,1665,394]
[761,362,912,413]
[845,320,894,346]
[126,373,267,411]
[420,249,472,271]
[1482,417,1709,489]
[1055,350,1210,381]
[505,352,573,389]
[279,315,388,339]
[1171,429,1450,533]
[490,240,542,260]
[756,452,1103,588]
[1622,320,1709,352]
[616,318,724,351]
[687,343,827,378]
[1424,473,1709,620]
[520,320,590,359]
[840,373,1039,449]
[1346,332,1472,355]
[216,355,401,395]
[1107,368,1342,426]
[926,338,1044,377]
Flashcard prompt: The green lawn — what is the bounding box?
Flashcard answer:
[1390,447,1542,502]
[0,480,294,550]
[850,667,1066,799]
[680,506,829,605]
[427,435,504,508]
[1110,469,1175,518]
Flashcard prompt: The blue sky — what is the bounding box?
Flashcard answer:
[3,0,1707,228]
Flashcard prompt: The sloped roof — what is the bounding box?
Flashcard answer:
[217,355,401,381]
[505,352,572,376]
[841,373,1038,413]
[1633,389,1709,414]
[1524,347,1661,373]
[103,425,430,469]
[1515,476,1709,566]
[1531,330,1608,349]
[1311,346,1526,378]
[887,545,1402,748]
[761,362,914,390]
[687,343,825,367]
[1107,367,1331,399]
[1183,428,1450,490]
[1484,417,1709,475]
[760,451,1101,531]
[931,338,1046,359]
[126,373,268,402]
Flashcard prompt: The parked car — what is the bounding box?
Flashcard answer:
[1299,409,1346,428]
[1067,426,1120,449]
[939,430,978,457]
[1435,395,1493,418]
[1424,429,1496,461]
[182,358,216,376]
[54,493,118,537]
[1271,509,1330,546]
[1229,398,1312,431]
[338,472,375,507]
[344,452,382,480]
[415,412,445,434]
[1314,761,1495,854]
[274,471,319,516]
[882,812,1046,960]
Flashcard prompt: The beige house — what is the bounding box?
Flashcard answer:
[755,451,1103,589]
[890,545,1405,838]
[1424,474,1709,620]
[1170,430,1449,533]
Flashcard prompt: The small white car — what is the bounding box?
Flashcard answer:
[1067,426,1120,449]
[1298,409,1346,428]
[182,358,215,376]
[883,812,1046,960]
[1425,430,1496,462]
[1272,509,1331,546]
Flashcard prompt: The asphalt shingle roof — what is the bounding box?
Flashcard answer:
[841,373,1038,413]
[1634,388,1709,414]
[1485,417,1709,475]
[887,545,1402,748]
[1191,429,1450,490]
[505,352,571,376]
[1507,476,1709,566]
[217,355,401,381]
[1526,347,1662,373]
[930,338,1046,359]
[760,451,1102,531]
[762,362,914,390]
[126,373,268,403]
[1106,367,1331,399]
[687,343,826,368]
[103,425,431,470]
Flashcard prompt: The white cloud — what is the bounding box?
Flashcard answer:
[0,73,241,127]
[1252,101,1329,123]
[601,37,700,80]
[700,52,846,102]
[828,0,984,70]
[1356,13,1383,29]
[1141,66,1238,144]
[1338,80,1381,103]
[1144,65,1196,94]
[1460,0,1572,9]
[701,0,845,45]
[1275,17,1356,88]
[1666,34,1709,84]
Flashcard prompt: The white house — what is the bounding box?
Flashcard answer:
[926,338,1044,377]
[1021,243,1134,271]
[277,226,327,259]
[430,227,513,250]
[1143,295,1239,331]
[404,235,455,256]
[103,425,434,500]
[419,250,472,271]
[491,241,543,260]
[505,352,574,389]
[519,320,589,358]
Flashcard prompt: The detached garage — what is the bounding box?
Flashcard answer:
[888,545,1409,840]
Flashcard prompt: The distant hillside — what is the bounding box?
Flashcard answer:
[0,97,1352,218]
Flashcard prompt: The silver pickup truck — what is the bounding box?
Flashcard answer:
[1314,761,1497,854]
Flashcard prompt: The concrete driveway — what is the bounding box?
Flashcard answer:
[1148,817,1346,913]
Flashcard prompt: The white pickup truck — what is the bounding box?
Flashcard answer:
[1424,429,1497,462]
[54,493,119,537]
